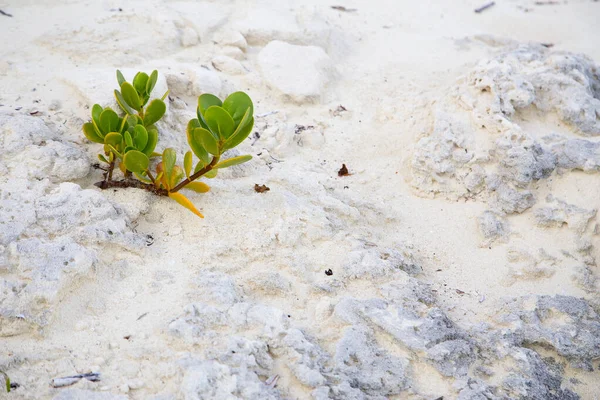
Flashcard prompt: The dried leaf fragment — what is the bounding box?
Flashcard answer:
[338,164,350,177]
[254,184,270,193]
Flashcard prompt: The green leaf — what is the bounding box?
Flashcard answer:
[204,169,218,178]
[99,108,119,134]
[127,114,139,128]
[106,144,123,159]
[214,155,252,169]
[133,72,149,95]
[184,181,210,193]
[187,119,210,164]
[168,192,204,218]
[222,91,254,128]
[142,127,158,156]
[143,99,166,127]
[133,125,148,150]
[103,131,123,147]
[169,165,184,189]
[147,70,158,94]
[116,70,126,87]
[97,154,109,163]
[198,93,222,116]
[121,82,141,111]
[83,122,104,143]
[161,90,170,101]
[1,370,11,393]
[123,150,150,174]
[134,171,152,184]
[91,104,103,126]
[204,105,235,139]
[194,127,219,156]
[162,148,176,182]
[124,131,134,148]
[115,90,136,115]
[224,117,254,150]
[184,151,193,179]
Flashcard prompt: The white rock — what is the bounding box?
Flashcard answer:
[221,46,245,60]
[211,55,246,75]
[214,30,247,50]
[180,27,199,47]
[166,69,222,97]
[258,41,333,104]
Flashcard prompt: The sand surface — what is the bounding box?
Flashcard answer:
[1,0,599,399]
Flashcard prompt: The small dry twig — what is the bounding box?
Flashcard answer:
[51,372,100,388]
[474,2,495,13]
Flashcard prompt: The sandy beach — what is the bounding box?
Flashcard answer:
[1,0,599,399]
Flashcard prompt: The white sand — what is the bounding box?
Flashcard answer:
[1,0,599,399]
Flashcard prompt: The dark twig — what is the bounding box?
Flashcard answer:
[474,1,495,13]
[0,10,12,17]
[95,179,169,196]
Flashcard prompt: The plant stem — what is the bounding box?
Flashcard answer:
[95,178,169,196]
[107,160,115,181]
[170,156,220,193]
[146,169,156,184]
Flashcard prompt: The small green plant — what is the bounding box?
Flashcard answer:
[82,70,254,217]
[1,370,10,393]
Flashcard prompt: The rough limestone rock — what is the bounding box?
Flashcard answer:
[534,197,596,233]
[496,295,600,370]
[478,210,509,244]
[334,325,410,395]
[1,124,143,338]
[0,113,89,182]
[258,41,333,104]
[411,45,600,216]
[469,46,600,136]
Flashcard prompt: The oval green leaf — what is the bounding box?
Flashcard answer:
[114,90,136,115]
[169,165,184,189]
[162,148,177,182]
[116,70,126,87]
[184,151,193,179]
[146,70,158,95]
[99,108,119,135]
[92,104,103,126]
[123,150,150,174]
[124,131,134,148]
[186,119,210,164]
[214,155,252,169]
[198,93,222,116]
[133,125,148,150]
[143,99,166,127]
[224,117,254,150]
[204,106,235,139]
[121,82,141,111]
[222,91,253,128]
[103,131,123,147]
[83,122,104,143]
[133,72,149,95]
[142,127,158,156]
[194,127,219,156]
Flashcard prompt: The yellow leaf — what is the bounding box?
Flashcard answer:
[168,192,204,218]
[184,181,210,193]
